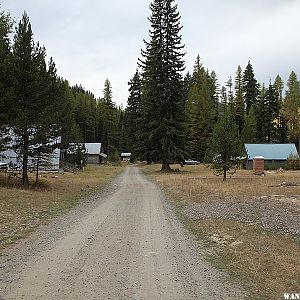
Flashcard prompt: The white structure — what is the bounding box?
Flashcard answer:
[85,143,102,164]
[0,135,61,171]
[121,153,132,161]
[66,142,107,164]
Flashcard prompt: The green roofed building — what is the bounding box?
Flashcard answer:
[244,144,299,169]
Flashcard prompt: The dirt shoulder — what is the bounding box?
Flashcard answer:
[142,164,300,300]
[0,165,123,252]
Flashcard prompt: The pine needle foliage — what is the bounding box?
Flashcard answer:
[10,13,61,186]
[125,70,142,160]
[139,0,185,171]
[205,108,241,181]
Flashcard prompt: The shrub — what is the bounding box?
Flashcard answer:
[265,160,277,170]
[286,154,300,170]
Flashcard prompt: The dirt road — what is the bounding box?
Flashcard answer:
[0,166,244,300]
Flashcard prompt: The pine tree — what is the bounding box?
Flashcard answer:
[186,56,218,161]
[118,109,128,154]
[243,61,259,113]
[205,107,241,181]
[10,13,61,186]
[103,79,113,106]
[139,0,185,171]
[220,86,227,113]
[58,79,82,150]
[234,65,244,134]
[256,84,267,142]
[72,85,98,142]
[125,70,142,160]
[263,84,280,143]
[183,72,193,104]
[226,76,234,114]
[0,10,13,145]
[241,106,257,143]
[208,70,219,114]
[283,71,300,148]
[273,75,288,143]
[101,79,119,159]
[274,75,284,102]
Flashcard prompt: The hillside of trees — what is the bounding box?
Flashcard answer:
[1,2,300,184]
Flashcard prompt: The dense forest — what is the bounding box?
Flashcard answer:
[1,2,300,184]
[123,0,300,173]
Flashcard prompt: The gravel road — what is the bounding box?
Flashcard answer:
[0,166,244,300]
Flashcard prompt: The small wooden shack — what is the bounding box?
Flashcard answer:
[253,156,264,175]
[85,143,102,165]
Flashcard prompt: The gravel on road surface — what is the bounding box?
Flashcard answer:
[0,166,244,300]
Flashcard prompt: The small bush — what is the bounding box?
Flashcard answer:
[265,160,277,170]
[286,154,300,170]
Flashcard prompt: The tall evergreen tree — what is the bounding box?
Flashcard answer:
[100,79,119,159]
[274,75,284,102]
[283,71,300,148]
[10,13,61,185]
[58,79,82,149]
[186,56,218,161]
[72,85,99,143]
[256,84,267,142]
[273,75,288,143]
[234,65,244,134]
[125,70,142,160]
[226,76,234,113]
[263,84,280,143]
[118,109,127,153]
[220,86,227,113]
[139,0,185,171]
[241,106,257,143]
[243,61,259,113]
[103,78,113,106]
[0,10,12,141]
[183,72,193,103]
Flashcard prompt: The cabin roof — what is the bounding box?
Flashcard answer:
[85,143,101,155]
[245,144,298,160]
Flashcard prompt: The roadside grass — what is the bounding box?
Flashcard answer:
[142,163,300,300]
[143,163,300,202]
[0,165,123,252]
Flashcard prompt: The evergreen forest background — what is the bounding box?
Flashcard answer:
[1,2,300,183]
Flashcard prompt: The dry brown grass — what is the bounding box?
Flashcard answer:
[143,164,300,300]
[143,163,300,203]
[0,165,123,252]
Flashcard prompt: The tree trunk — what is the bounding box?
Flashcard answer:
[35,156,40,185]
[161,162,172,172]
[22,133,29,187]
[223,164,227,181]
[146,153,151,165]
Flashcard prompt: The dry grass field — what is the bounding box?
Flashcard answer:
[143,164,300,300]
[0,165,123,252]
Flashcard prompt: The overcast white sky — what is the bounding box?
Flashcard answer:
[2,0,300,106]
